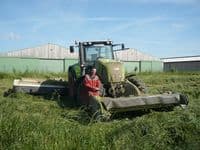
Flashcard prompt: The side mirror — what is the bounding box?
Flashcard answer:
[70,46,74,53]
[121,44,125,50]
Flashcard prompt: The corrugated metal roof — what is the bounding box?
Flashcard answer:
[161,55,200,62]
[4,43,78,59]
[114,48,159,61]
[2,43,159,61]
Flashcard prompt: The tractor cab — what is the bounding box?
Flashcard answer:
[70,40,124,76]
[84,43,113,61]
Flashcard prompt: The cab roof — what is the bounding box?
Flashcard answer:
[78,40,112,46]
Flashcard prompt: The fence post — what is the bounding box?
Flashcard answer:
[63,59,65,72]
[139,61,141,73]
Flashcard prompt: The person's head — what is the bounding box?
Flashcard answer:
[90,67,97,76]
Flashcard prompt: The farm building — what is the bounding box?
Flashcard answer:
[0,43,163,73]
[162,55,200,71]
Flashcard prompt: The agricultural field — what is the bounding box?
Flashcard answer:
[0,72,200,150]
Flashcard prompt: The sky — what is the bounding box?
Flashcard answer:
[0,0,200,58]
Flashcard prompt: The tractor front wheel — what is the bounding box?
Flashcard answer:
[127,76,147,94]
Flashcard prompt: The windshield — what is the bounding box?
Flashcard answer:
[85,45,113,61]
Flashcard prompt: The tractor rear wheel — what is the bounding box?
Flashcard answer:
[68,70,76,99]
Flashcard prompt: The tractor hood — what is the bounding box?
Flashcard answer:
[95,58,125,84]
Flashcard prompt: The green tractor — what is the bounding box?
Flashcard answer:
[68,40,188,113]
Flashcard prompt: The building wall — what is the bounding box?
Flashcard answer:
[164,61,200,71]
[123,61,140,73]
[0,57,163,73]
[0,57,64,72]
[123,60,163,73]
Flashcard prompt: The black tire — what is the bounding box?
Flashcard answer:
[68,69,77,99]
[127,76,147,93]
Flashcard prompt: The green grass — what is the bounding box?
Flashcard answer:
[0,72,200,150]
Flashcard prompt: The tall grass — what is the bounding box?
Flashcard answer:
[0,72,200,150]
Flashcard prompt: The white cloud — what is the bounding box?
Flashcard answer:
[104,16,165,34]
[8,32,21,40]
[0,32,21,40]
[171,23,186,31]
[29,16,137,32]
[86,17,129,21]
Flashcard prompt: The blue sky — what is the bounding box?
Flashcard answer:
[0,0,200,57]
